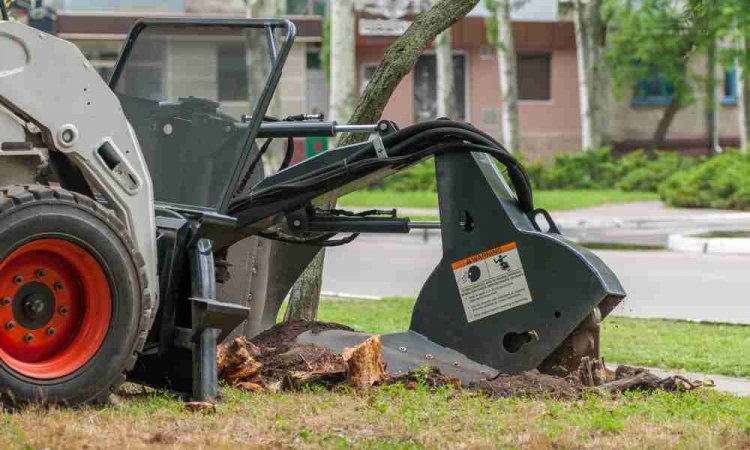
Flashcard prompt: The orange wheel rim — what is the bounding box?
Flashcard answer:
[0,239,111,379]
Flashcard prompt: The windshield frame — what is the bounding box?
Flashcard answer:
[109,17,297,215]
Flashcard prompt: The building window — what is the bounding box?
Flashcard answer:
[632,71,674,106]
[218,45,248,102]
[517,53,551,101]
[724,69,738,105]
[287,0,327,15]
[412,54,467,122]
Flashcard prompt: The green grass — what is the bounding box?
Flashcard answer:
[2,385,749,449]
[318,297,750,378]
[339,189,660,212]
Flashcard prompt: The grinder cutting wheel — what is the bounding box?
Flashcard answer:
[0,7,625,406]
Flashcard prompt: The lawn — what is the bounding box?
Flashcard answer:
[316,297,750,378]
[1,297,748,450]
[1,387,748,449]
[338,189,659,212]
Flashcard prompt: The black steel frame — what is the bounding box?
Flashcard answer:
[108,17,297,216]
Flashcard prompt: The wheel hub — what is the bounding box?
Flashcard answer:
[13,282,55,330]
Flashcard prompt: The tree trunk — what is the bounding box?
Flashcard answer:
[573,0,593,151]
[495,0,521,152]
[706,38,722,154]
[435,26,456,118]
[573,0,604,151]
[648,99,681,156]
[737,39,750,154]
[285,0,357,321]
[328,0,357,123]
[339,0,481,147]
[284,250,325,322]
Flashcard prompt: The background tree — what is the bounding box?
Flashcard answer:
[435,4,457,119]
[570,0,608,151]
[485,0,521,152]
[606,0,696,155]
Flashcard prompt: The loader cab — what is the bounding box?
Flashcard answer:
[109,18,295,215]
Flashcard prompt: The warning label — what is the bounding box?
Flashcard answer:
[451,242,532,323]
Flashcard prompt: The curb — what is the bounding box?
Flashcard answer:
[668,231,750,254]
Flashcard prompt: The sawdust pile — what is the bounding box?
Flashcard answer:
[217,321,710,399]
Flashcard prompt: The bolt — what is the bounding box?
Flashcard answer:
[13,275,23,285]
[36,269,46,278]
[425,354,434,360]
[453,362,461,367]
[399,346,407,353]
[292,220,302,228]
[46,327,56,337]
[5,321,15,330]
[59,306,68,315]
[54,282,63,291]
[1,297,10,306]
[24,333,33,343]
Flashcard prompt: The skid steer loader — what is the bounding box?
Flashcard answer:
[0,12,625,406]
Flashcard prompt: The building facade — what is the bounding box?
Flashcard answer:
[45,0,745,160]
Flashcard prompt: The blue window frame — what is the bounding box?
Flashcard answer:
[632,72,674,106]
[723,69,738,105]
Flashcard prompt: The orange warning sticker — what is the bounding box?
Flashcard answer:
[452,242,532,323]
[451,242,518,270]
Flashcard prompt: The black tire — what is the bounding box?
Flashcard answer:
[0,185,150,407]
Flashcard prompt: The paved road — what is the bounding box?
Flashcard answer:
[322,235,750,324]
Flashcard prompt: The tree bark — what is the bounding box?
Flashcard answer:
[495,0,521,152]
[573,0,604,151]
[338,0,481,147]
[738,38,750,154]
[648,99,681,156]
[435,25,457,118]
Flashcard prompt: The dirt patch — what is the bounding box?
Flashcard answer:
[219,321,710,399]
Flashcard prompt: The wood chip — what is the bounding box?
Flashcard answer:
[342,335,387,388]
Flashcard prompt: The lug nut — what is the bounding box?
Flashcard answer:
[24,333,33,343]
[46,327,56,336]
[36,269,46,278]
[5,321,15,330]
[53,282,63,291]
[13,275,23,285]
[59,306,68,315]
[1,297,10,306]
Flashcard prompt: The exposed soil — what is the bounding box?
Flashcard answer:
[218,321,710,399]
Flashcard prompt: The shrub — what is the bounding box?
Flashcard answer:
[616,151,697,192]
[659,151,750,210]
[541,148,621,190]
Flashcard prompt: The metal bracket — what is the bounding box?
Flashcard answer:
[370,133,389,159]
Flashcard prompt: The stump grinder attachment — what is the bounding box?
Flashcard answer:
[0,16,625,406]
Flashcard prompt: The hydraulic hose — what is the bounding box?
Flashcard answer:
[229,120,534,215]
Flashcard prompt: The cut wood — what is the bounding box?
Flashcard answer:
[342,335,387,388]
